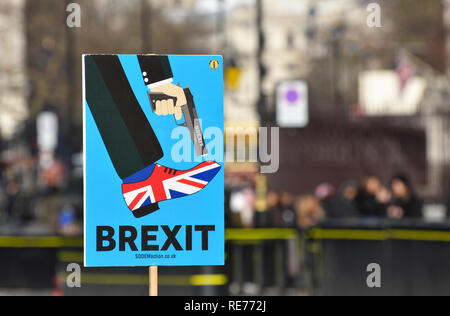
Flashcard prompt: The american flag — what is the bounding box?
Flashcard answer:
[122,161,221,211]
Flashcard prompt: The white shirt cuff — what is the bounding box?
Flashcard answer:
[147,78,173,90]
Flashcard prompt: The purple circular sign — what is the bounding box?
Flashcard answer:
[286,89,299,103]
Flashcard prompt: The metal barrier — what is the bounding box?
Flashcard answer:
[308,221,450,296]
[2,223,450,295]
[225,229,301,295]
[0,229,300,296]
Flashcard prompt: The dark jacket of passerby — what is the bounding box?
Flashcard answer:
[354,191,386,217]
[322,196,359,219]
[390,174,423,218]
[391,194,423,218]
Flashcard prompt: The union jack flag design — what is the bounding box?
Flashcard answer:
[122,161,221,211]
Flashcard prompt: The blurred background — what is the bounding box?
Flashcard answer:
[2,0,450,296]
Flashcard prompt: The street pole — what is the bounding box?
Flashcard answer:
[141,0,151,52]
[65,0,77,162]
[217,0,226,54]
[256,0,266,124]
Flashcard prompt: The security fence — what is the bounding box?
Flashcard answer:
[2,222,450,295]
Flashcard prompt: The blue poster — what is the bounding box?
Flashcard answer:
[83,55,224,267]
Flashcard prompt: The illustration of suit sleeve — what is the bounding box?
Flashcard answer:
[85,55,164,180]
[137,55,173,89]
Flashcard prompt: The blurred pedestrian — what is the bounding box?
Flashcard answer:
[387,173,423,219]
[316,182,359,219]
[279,191,296,228]
[57,204,81,236]
[266,190,281,227]
[0,172,4,222]
[354,176,387,217]
[315,183,335,202]
[4,167,19,223]
[263,190,280,227]
[337,180,359,217]
[295,195,325,229]
[229,176,256,228]
[315,183,335,216]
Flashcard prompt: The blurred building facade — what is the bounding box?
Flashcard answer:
[0,0,27,141]
[2,0,450,209]
[82,0,450,202]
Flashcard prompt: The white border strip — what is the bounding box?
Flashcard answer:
[82,54,87,267]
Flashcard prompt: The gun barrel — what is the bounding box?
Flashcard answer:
[183,88,208,157]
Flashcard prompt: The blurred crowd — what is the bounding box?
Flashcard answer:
[0,148,82,235]
[226,173,424,229]
[0,146,427,233]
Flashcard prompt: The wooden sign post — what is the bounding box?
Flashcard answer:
[149,266,158,296]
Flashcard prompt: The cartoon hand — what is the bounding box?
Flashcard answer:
[151,83,186,120]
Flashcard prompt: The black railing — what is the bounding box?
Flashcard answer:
[2,221,450,295]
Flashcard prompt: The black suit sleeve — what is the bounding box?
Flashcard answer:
[137,55,173,86]
[85,55,163,180]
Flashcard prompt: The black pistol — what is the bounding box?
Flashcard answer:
[148,87,208,157]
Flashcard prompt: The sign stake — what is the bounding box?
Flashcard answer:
[149,266,158,296]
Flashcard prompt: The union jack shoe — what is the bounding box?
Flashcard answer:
[122,161,221,218]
